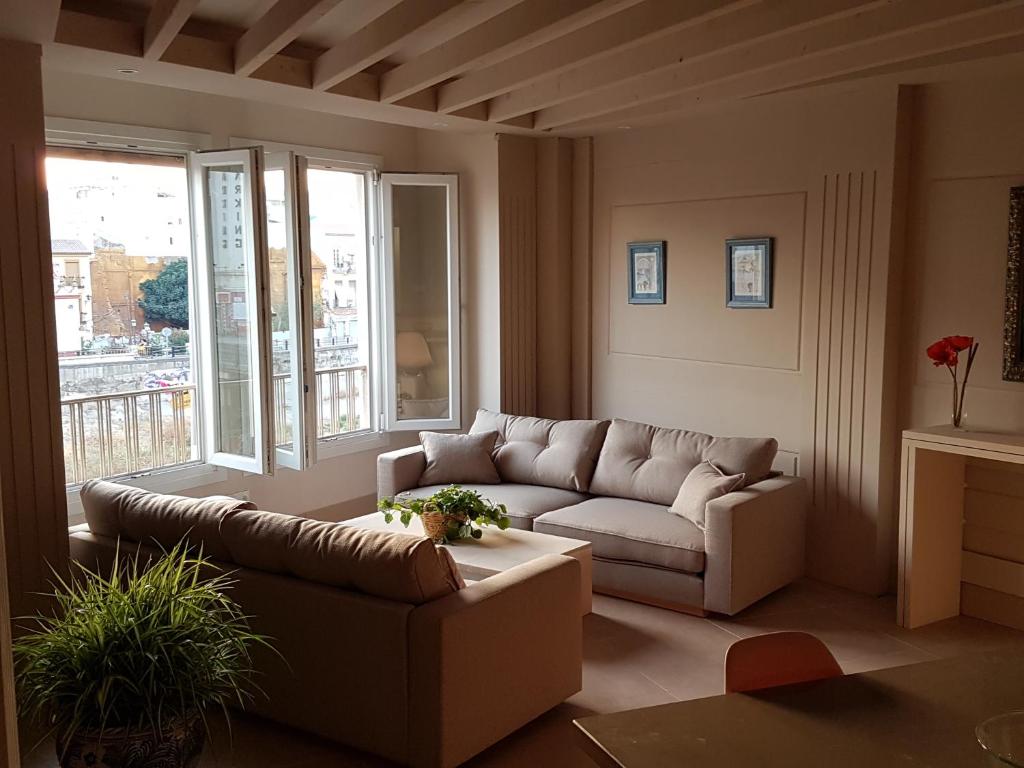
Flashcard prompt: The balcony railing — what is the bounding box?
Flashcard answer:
[61,364,369,486]
[62,385,196,486]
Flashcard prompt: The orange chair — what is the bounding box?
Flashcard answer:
[724,631,843,693]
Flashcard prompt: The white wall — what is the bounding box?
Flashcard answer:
[42,70,500,519]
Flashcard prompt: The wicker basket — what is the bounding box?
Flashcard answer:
[420,507,467,543]
[420,511,448,542]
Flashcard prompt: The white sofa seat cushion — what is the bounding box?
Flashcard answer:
[398,483,589,530]
[534,498,706,574]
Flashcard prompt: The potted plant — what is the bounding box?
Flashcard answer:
[14,543,271,768]
[379,485,512,543]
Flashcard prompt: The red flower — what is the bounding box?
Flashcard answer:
[945,335,974,351]
[927,339,958,367]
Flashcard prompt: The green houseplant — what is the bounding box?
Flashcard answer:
[379,485,512,543]
[14,543,271,768]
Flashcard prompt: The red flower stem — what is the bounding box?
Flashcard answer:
[957,343,978,427]
[948,364,959,427]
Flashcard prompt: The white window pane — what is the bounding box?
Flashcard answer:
[384,177,459,429]
[307,168,371,439]
[205,164,258,458]
[46,149,199,486]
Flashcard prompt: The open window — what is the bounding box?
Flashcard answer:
[265,151,317,470]
[190,148,275,474]
[380,174,460,431]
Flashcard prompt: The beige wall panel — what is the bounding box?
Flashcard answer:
[0,39,69,616]
[592,85,906,594]
[497,134,538,416]
[608,193,805,370]
[571,137,593,419]
[536,137,573,420]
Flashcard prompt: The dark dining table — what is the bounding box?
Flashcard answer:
[575,649,1024,767]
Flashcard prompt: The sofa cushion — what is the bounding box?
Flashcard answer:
[220,509,460,605]
[590,419,712,506]
[418,430,500,486]
[705,436,778,486]
[670,460,745,529]
[469,409,609,492]
[80,479,256,561]
[590,419,780,505]
[400,483,589,530]
[534,497,706,574]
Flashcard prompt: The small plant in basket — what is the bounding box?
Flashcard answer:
[378,485,511,543]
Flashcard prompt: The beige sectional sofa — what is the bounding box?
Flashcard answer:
[378,409,807,616]
[69,480,582,768]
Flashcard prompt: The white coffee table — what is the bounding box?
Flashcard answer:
[342,513,593,615]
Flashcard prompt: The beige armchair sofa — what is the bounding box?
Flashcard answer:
[379,410,807,616]
[69,480,582,768]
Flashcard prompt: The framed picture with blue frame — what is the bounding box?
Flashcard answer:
[627,241,666,304]
[726,237,773,308]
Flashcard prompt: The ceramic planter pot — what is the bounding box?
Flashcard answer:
[57,711,205,768]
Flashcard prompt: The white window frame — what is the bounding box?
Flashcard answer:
[232,138,386,459]
[380,173,461,432]
[190,147,275,475]
[45,118,227,521]
[265,150,317,470]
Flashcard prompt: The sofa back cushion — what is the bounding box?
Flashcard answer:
[590,419,712,505]
[80,479,256,562]
[221,510,460,605]
[81,480,460,606]
[469,409,610,492]
[590,419,779,505]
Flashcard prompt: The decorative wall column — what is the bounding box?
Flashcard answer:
[799,86,912,594]
[497,134,591,420]
[0,38,70,616]
[497,134,538,416]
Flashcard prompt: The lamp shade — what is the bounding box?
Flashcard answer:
[396,331,433,370]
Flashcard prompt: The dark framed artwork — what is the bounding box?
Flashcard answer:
[1003,186,1024,381]
[627,241,666,305]
[726,237,773,309]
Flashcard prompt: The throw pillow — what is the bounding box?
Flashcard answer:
[418,431,500,486]
[670,460,745,530]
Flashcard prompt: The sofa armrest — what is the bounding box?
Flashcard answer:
[406,554,582,768]
[377,445,426,499]
[703,476,807,616]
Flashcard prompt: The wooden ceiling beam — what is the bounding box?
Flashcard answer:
[378,0,643,104]
[534,0,1023,130]
[488,0,886,123]
[235,0,342,77]
[312,0,467,91]
[436,0,755,115]
[562,1,1024,131]
[143,0,201,60]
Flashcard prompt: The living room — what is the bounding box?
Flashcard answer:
[3,1,1024,766]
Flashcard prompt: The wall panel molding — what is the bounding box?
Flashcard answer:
[497,134,538,416]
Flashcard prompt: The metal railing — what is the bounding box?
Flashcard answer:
[272,364,368,445]
[62,385,196,486]
[62,364,369,485]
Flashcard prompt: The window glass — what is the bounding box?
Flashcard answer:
[45,149,198,485]
[306,168,371,439]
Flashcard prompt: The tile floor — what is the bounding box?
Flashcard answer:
[22,578,1024,767]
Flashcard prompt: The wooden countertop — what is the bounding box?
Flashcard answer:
[575,649,1024,767]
